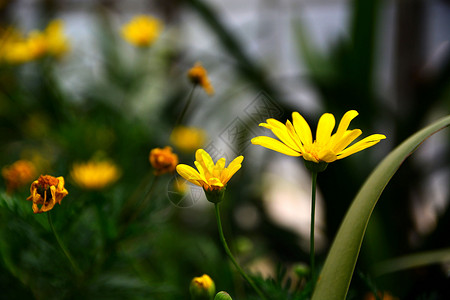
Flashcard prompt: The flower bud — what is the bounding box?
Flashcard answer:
[293,263,310,279]
[190,274,216,300]
[149,146,178,175]
[214,291,232,300]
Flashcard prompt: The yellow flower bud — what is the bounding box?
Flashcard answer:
[149,146,178,175]
[189,274,216,300]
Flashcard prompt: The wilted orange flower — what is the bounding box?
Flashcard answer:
[2,160,36,193]
[71,160,120,190]
[27,175,68,214]
[170,126,206,153]
[121,15,162,47]
[149,146,179,175]
[187,62,214,96]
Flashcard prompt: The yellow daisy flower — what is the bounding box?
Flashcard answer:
[121,15,162,47]
[71,160,120,190]
[176,149,243,194]
[251,110,386,164]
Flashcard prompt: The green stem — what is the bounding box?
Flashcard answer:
[214,203,267,300]
[310,171,317,282]
[47,212,81,275]
[175,85,196,127]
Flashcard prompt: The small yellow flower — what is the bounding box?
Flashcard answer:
[188,62,214,96]
[121,15,162,47]
[251,110,386,164]
[27,175,68,214]
[2,160,36,193]
[44,19,70,58]
[149,146,179,175]
[71,160,120,190]
[170,126,206,153]
[176,149,243,192]
[190,274,216,300]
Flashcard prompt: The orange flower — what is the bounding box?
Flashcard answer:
[26,175,68,214]
[149,146,179,175]
[187,62,214,96]
[2,160,36,193]
[364,291,398,300]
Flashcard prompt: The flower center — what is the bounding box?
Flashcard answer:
[36,175,58,199]
[304,142,323,161]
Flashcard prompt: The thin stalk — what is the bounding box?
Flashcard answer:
[47,212,81,275]
[175,85,196,127]
[214,203,267,300]
[310,171,317,282]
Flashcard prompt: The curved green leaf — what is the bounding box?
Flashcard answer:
[312,115,450,300]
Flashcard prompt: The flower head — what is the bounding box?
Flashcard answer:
[44,19,70,58]
[71,160,120,190]
[26,175,68,213]
[170,126,206,153]
[251,110,386,164]
[190,274,216,300]
[149,146,179,175]
[121,15,162,47]
[176,149,243,194]
[188,62,214,95]
[2,160,36,193]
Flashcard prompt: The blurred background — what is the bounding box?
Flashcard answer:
[1,0,449,299]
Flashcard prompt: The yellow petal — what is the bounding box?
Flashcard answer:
[251,136,301,157]
[213,157,226,178]
[331,129,362,153]
[316,113,335,145]
[222,155,243,184]
[286,120,306,153]
[337,134,386,159]
[333,110,358,143]
[318,149,338,163]
[176,164,203,187]
[292,112,313,147]
[262,119,301,151]
[194,161,209,182]
[208,177,224,188]
[195,149,214,174]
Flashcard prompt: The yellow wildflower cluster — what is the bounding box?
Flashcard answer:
[0,19,70,64]
[71,160,121,190]
[121,15,162,47]
[2,160,36,193]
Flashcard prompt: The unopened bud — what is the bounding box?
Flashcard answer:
[190,274,216,300]
[214,291,232,300]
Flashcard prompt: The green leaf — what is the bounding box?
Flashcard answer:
[312,115,450,300]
